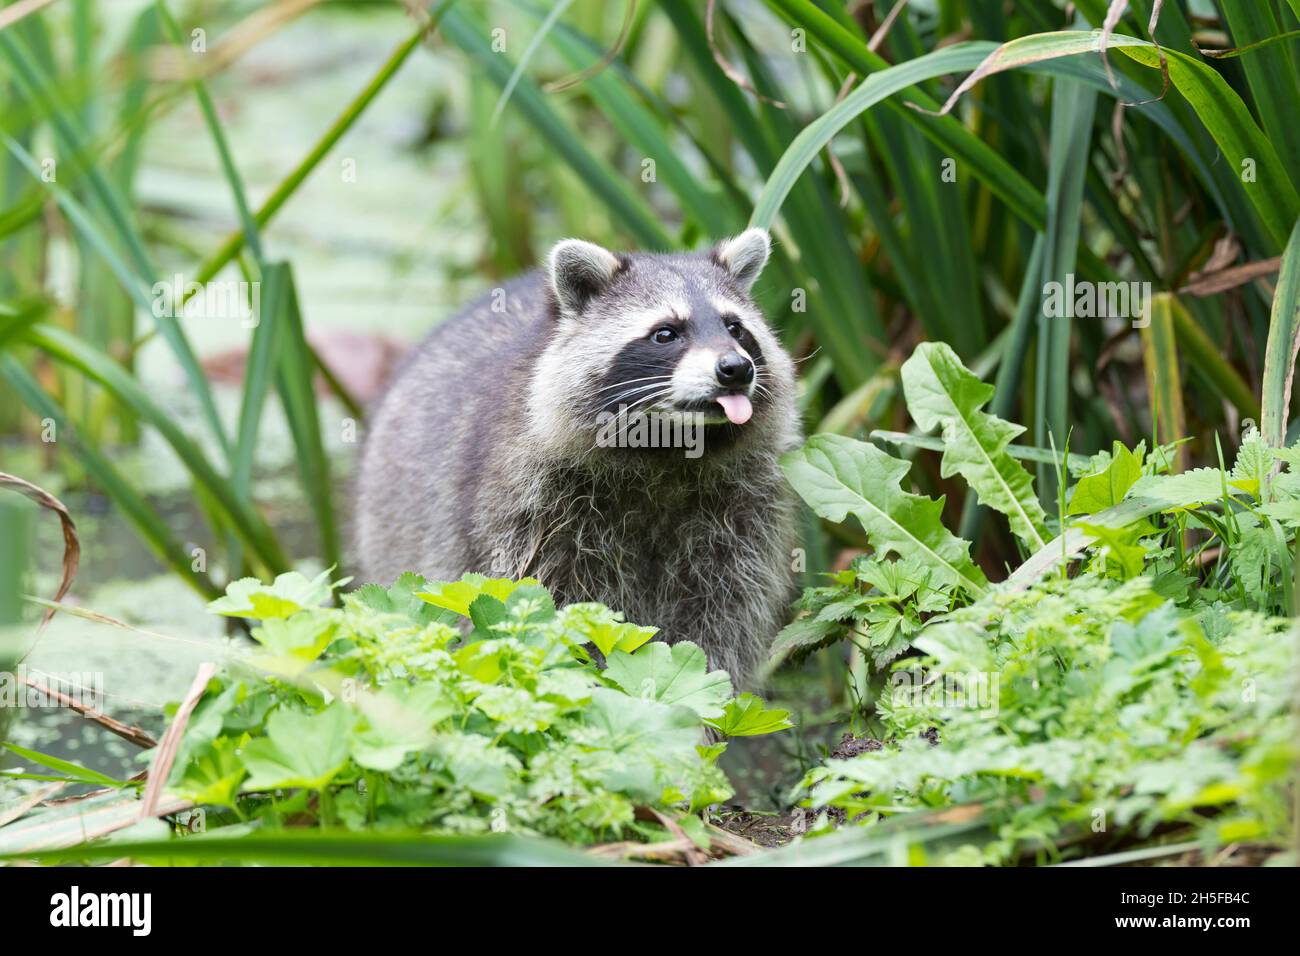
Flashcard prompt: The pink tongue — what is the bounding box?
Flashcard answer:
[715,393,753,425]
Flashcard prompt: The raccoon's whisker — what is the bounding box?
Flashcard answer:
[601,383,676,408]
[624,387,677,411]
[591,374,673,396]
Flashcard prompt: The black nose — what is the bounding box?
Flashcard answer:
[715,352,754,387]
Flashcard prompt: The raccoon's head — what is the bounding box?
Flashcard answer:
[529,228,798,459]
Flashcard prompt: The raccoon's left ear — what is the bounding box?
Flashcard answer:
[714,228,771,292]
[548,239,623,317]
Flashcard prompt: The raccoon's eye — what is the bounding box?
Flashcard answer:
[726,320,744,339]
[651,327,679,344]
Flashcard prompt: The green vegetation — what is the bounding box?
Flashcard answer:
[777,345,1296,864]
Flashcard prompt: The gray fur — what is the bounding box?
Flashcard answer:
[354,232,802,689]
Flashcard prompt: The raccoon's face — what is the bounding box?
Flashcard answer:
[529,229,797,455]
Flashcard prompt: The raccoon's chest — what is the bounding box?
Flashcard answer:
[504,468,757,608]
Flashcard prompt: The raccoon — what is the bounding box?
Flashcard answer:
[354,229,802,689]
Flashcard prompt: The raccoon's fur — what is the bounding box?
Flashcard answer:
[354,229,802,689]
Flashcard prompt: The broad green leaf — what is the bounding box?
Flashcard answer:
[350,685,453,772]
[578,689,702,803]
[1129,469,1256,508]
[604,641,733,720]
[416,574,541,618]
[901,342,1048,549]
[209,570,338,620]
[557,603,657,657]
[170,735,248,808]
[705,694,793,737]
[1075,521,1150,580]
[241,704,353,792]
[782,435,988,596]
[347,572,457,627]
[1068,442,1143,516]
[249,615,338,663]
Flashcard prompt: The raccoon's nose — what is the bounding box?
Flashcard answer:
[715,352,754,387]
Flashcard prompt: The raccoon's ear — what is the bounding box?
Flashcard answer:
[547,239,623,317]
[714,228,771,292]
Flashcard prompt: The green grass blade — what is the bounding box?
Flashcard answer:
[0,743,125,789]
[192,11,455,288]
[1219,0,1300,195]
[1140,293,1189,471]
[8,830,605,866]
[764,0,1047,231]
[20,323,289,574]
[1261,217,1300,448]
[0,356,220,599]
[749,43,993,231]
[491,0,576,127]
[0,133,230,457]
[439,5,671,250]
[1035,78,1097,505]
[527,5,742,236]
[274,271,341,576]
[1167,293,1261,422]
[154,0,263,261]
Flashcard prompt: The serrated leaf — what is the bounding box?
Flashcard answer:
[208,569,339,620]
[249,615,338,662]
[782,434,987,596]
[901,342,1048,549]
[241,703,353,792]
[349,684,453,772]
[705,693,793,737]
[769,615,841,662]
[1130,468,1255,508]
[558,603,657,656]
[415,574,541,617]
[604,641,732,719]
[347,572,458,627]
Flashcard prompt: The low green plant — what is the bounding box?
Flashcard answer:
[158,571,790,848]
[778,343,1298,863]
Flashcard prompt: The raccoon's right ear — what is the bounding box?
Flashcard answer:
[547,239,623,317]
[714,228,771,291]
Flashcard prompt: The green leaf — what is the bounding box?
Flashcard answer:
[558,603,657,657]
[170,735,248,808]
[705,694,793,737]
[1075,521,1150,580]
[0,743,125,789]
[416,574,541,618]
[11,830,602,867]
[1261,217,1300,449]
[350,685,453,772]
[241,704,353,792]
[901,342,1048,549]
[209,570,338,620]
[249,615,339,664]
[578,689,702,802]
[604,641,733,720]
[770,614,842,662]
[782,435,988,596]
[347,572,458,627]
[1129,469,1255,508]
[1068,442,1144,516]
